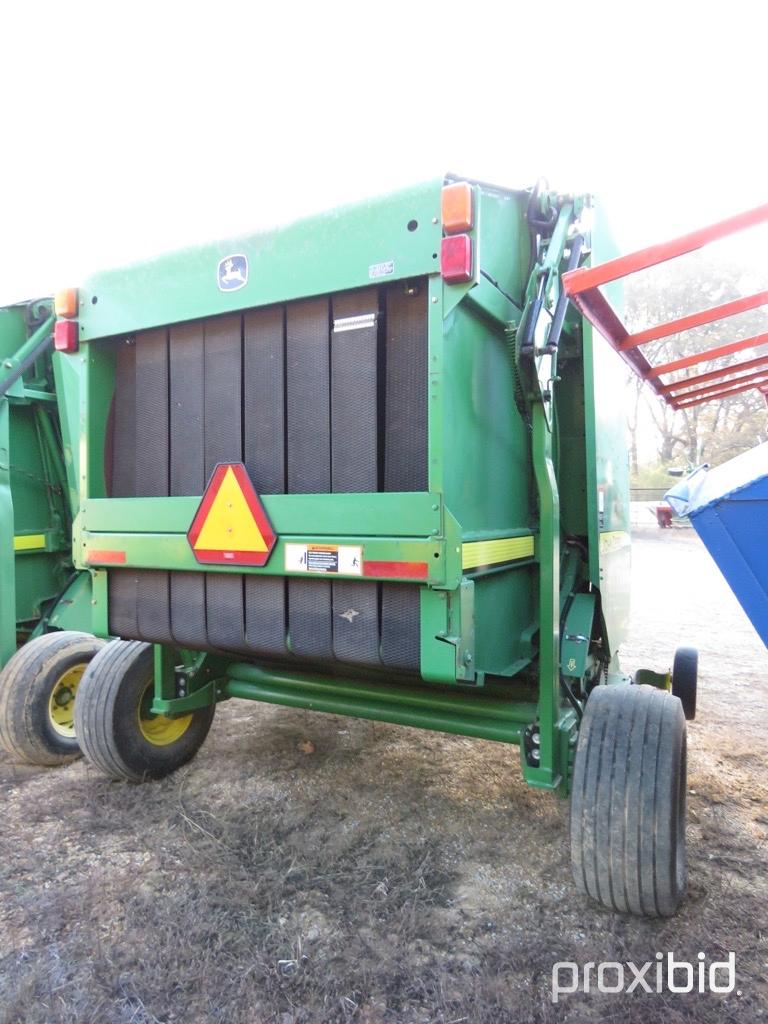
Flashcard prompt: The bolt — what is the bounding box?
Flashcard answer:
[3,360,12,369]
[431,296,438,304]
[463,651,473,664]
[431,504,438,511]
[432,216,438,224]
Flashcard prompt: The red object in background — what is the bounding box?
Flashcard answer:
[656,506,673,528]
[440,234,473,284]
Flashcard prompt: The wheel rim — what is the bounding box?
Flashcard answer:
[137,682,193,747]
[48,665,84,738]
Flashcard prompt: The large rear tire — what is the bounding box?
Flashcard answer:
[570,683,687,917]
[0,631,106,766]
[74,640,215,782]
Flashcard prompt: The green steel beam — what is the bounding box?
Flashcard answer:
[221,662,534,744]
[80,492,443,536]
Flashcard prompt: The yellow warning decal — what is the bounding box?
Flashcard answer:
[187,463,276,567]
[13,534,46,552]
[193,467,268,553]
[462,535,535,570]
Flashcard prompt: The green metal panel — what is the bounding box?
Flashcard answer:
[0,301,93,663]
[78,181,444,341]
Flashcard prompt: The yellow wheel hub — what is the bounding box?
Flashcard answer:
[48,665,84,738]
[138,683,193,747]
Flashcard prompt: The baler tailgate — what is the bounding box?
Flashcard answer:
[106,279,430,671]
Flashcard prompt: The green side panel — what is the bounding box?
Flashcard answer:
[46,570,93,633]
[560,592,596,678]
[440,301,532,532]
[555,341,589,538]
[78,180,444,340]
[52,350,85,517]
[474,569,535,676]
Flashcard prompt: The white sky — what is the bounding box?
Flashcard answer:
[1,1,766,304]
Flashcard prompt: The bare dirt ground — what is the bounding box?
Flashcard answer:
[1,527,766,1023]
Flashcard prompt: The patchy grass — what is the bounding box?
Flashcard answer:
[1,529,767,1022]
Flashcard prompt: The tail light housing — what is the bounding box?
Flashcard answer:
[440,234,473,284]
[54,319,79,353]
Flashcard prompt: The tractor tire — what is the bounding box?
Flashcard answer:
[0,631,106,766]
[570,683,687,917]
[672,646,698,721]
[74,640,215,782]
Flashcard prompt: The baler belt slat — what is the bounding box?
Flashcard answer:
[169,320,207,650]
[203,315,246,652]
[331,288,381,665]
[381,284,427,671]
[243,305,288,657]
[112,339,137,497]
[134,329,173,644]
[286,297,333,659]
[108,570,139,638]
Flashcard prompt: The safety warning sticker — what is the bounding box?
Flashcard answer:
[285,543,363,575]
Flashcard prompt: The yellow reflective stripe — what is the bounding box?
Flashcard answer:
[13,534,46,552]
[462,535,535,570]
[598,530,631,554]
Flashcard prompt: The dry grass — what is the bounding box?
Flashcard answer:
[1,528,767,1023]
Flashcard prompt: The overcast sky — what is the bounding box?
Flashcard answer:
[1,1,766,304]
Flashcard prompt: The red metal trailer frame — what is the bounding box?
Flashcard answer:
[563,203,768,409]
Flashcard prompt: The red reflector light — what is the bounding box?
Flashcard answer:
[86,549,127,565]
[54,319,79,353]
[441,182,473,234]
[440,234,473,284]
[363,560,429,580]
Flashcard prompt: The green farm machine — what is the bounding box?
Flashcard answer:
[0,300,101,763]
[0,177,696,917]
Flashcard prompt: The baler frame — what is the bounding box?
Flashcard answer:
[69,179,615,795]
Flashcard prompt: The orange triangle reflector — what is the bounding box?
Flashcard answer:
[187,463,276,566]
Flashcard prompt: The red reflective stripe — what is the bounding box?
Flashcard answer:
[87,549,126,564]
[363,560,428,580]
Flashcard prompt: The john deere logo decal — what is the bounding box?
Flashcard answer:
[217,254,248,292]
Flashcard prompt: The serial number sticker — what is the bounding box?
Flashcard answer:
[369,260,395,279]
[285,543,363,575]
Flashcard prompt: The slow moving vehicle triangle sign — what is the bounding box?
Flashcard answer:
[187,463,276,566]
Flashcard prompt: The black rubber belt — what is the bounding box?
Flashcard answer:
[286,297,333,659]
[169,319,208,649]
[243,305,287,657]
[381,283,428,672]
[135,329,172,643]
[203,314,248,653]
[108,338,137,638]
[330,289,381,666]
